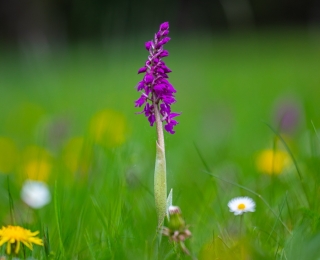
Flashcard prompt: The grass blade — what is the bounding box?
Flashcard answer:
[54,181,65,258]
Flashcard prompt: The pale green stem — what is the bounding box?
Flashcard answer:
[239,214,244,260]
[153,102,167,228]
[240,214,243,237]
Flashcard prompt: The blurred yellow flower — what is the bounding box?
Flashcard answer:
[89,109,128,148]
[63,137,92,176]
[199,238,251,260]
[0,225,43,255]
[21,146,52,182]
[0,137,18,174]
[198,241,217,260]
[256,149,290,175]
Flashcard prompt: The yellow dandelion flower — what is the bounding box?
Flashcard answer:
[89,109,128,148]
[256,149,290,175]
[0,225,43,255]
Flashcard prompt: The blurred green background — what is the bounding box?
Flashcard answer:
[1,0,320,259]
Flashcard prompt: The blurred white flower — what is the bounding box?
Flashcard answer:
[21,180,51,209]
[228,197,255,215]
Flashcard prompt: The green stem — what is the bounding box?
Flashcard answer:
[154,102,167,228]
[240,214,243,237]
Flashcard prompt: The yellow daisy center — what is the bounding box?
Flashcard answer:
[237,203,246,210]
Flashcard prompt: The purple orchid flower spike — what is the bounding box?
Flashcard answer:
[135,22,180,134]
[134,22,181,228]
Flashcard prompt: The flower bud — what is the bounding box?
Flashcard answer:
[160,22,169,31]
[167,205,185,230]
[145,41,152,51]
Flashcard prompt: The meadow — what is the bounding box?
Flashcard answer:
[0,27,320,259]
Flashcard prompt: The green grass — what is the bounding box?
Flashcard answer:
[0,27,320,259]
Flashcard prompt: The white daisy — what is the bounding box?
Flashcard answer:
[21,180,51,209]
[228,196,255,215]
